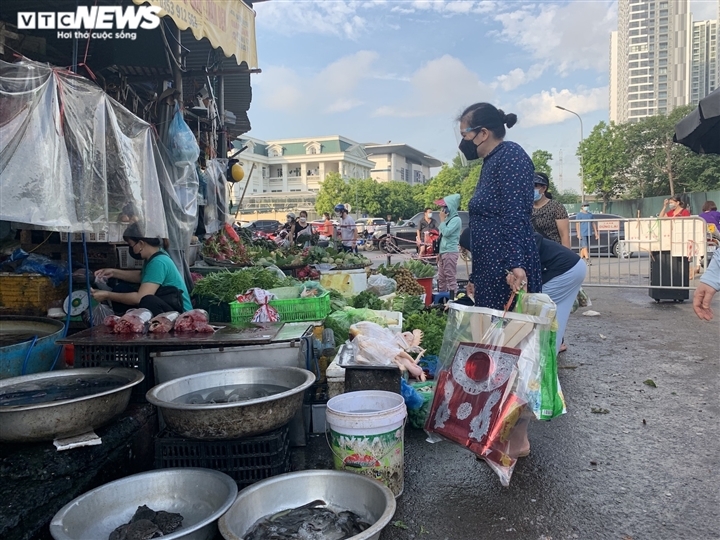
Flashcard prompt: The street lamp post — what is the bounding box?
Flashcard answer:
[555,105,585,204]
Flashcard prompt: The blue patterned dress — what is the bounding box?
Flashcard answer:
[469,141,542,310]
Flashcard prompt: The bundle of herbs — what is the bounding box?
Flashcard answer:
[191,268,296,304]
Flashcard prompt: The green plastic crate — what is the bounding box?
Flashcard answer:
[230,292,330,323]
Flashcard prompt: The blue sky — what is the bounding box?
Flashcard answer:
[249,0,718,194]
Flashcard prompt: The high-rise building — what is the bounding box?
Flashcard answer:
[611,0,691,123]
[691,19,718,104]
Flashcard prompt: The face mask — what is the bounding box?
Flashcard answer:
[582,206,589,212]
[668,204,676,209]
[459,137,480,161]
[533,189,542,202]
[299,217,307,224]
[426,213,432,219]
[128,246,143,260]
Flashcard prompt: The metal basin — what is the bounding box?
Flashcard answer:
[0,316,65,379]
[146,366,315,440]
[50,468,238,540]
[0,367,144,442]
[218,470,396,540]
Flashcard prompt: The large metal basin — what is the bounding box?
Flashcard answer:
[0,316,65,379]
[0,367,144,442]
[146,366,315,440]
[50,468,238,540]
[218,470,396,540]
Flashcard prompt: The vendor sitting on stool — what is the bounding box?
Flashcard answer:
[91,223,192,317]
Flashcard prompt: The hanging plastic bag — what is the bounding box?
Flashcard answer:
[168,105,200,164]
[424,293,555,486]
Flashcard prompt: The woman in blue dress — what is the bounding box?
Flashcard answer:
[459,102,542,310]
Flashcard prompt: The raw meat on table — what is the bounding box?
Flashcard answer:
[103,315,121,330]
[113,309,153,334]
[174,309,213,332]
[149,311,179,333]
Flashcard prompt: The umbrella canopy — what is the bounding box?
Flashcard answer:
[674,87,720,154]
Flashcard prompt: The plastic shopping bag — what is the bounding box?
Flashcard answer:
[514,292,566,421]
[168,105,200,164]
[424,294,555,486]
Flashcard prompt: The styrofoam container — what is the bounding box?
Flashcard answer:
[368,310,403,334]
[320,268,368,296]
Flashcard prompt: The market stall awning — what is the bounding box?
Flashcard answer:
[132,0,258,68]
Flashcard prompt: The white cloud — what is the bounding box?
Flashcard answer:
[691,0,718,20]
[373,55,493,118]
[254,51,378,114]
[255,1,367,39]
[514,87,609,127]
[494,2,616,74]
[495,63,546,91]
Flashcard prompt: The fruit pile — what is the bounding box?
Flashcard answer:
[394,268,424,295]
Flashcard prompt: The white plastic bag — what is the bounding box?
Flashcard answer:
[367,274,397,296]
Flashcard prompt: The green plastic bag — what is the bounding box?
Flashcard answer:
[514,291,566,420]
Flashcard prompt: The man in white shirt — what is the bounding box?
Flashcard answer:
[334,204,357,253]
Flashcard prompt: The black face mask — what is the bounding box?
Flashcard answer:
[459,138,480,161]
[128,247,143,260]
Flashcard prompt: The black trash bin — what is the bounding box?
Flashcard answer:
[649,250,690,302]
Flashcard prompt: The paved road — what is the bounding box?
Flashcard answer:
[296,286,720,540]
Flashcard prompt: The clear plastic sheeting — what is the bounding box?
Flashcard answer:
[0,59,167,238]
[203,158,229,235]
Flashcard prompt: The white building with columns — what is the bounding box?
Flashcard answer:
[229,135,442,219]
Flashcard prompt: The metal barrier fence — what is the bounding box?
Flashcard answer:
[577,217,717,297]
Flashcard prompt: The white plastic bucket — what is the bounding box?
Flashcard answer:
[326,390,407,497]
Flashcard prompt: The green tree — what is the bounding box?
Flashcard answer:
[315,172,351,215]
[460,162,482,208]
[577,121,630,211]
[622,106,720,197]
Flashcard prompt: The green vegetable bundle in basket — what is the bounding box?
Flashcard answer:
[230,291,331,324]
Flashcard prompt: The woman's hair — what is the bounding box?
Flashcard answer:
[123,223,170,250]
[670,195,687,208]
[458,102,518,139]
[702,200,717,212]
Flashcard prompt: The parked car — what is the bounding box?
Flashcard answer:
[356,218,387,236]
[568,213,626,257]
[243,219,283,234]
[372,211,469,251]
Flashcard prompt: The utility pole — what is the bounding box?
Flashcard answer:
[558,149,564,191]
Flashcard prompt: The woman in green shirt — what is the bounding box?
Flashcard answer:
[91,224,192,316]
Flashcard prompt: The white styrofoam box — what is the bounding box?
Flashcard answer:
[117,246,144,269]
[368,309,403,334]
[319,268,368,296]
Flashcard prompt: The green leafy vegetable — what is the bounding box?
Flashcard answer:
[403,310,447,356]
[401,259,436,278]
[351,290,384,310]
[391,294,424,317]
[191,268,296,303]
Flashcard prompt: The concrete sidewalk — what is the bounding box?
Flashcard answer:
[297,286,719,540]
